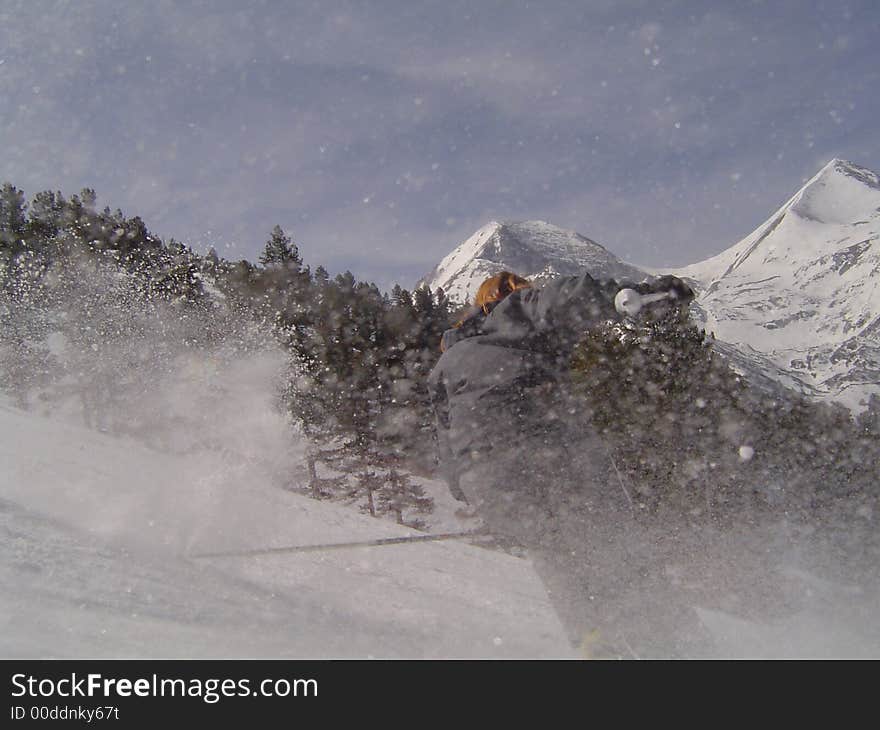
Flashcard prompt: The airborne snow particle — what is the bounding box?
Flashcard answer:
[739,445,755,462]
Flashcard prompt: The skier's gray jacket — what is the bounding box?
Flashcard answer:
[428,273,622,466]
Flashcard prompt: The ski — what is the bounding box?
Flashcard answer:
[189,529,489,559]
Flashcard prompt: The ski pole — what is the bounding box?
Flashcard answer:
[189,529,488,559]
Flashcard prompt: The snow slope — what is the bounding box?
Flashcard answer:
[5,392,879,659]
[680,159,880,410]
[0,394,572,658]
[420,220,646,304]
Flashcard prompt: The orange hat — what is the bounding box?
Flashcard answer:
[442,272,532,351]
[474,271,531,313]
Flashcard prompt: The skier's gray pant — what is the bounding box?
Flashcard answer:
[456,423,715,657]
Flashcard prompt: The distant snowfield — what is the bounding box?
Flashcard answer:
[0,391,573,658]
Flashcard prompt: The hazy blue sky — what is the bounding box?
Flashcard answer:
[2,0,878,290]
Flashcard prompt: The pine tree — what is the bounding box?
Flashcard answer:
[260,225,302,269]
[0,183,28,248]
[27,190,65,246]
[376,465,434,528]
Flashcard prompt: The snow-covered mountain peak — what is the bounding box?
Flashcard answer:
[681,158,880,411]
[788,158,880,225]
[684,159,880,283]
[421,219,645,304]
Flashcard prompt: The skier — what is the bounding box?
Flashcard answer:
[430,269,693,538]
[428,269,701,656]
